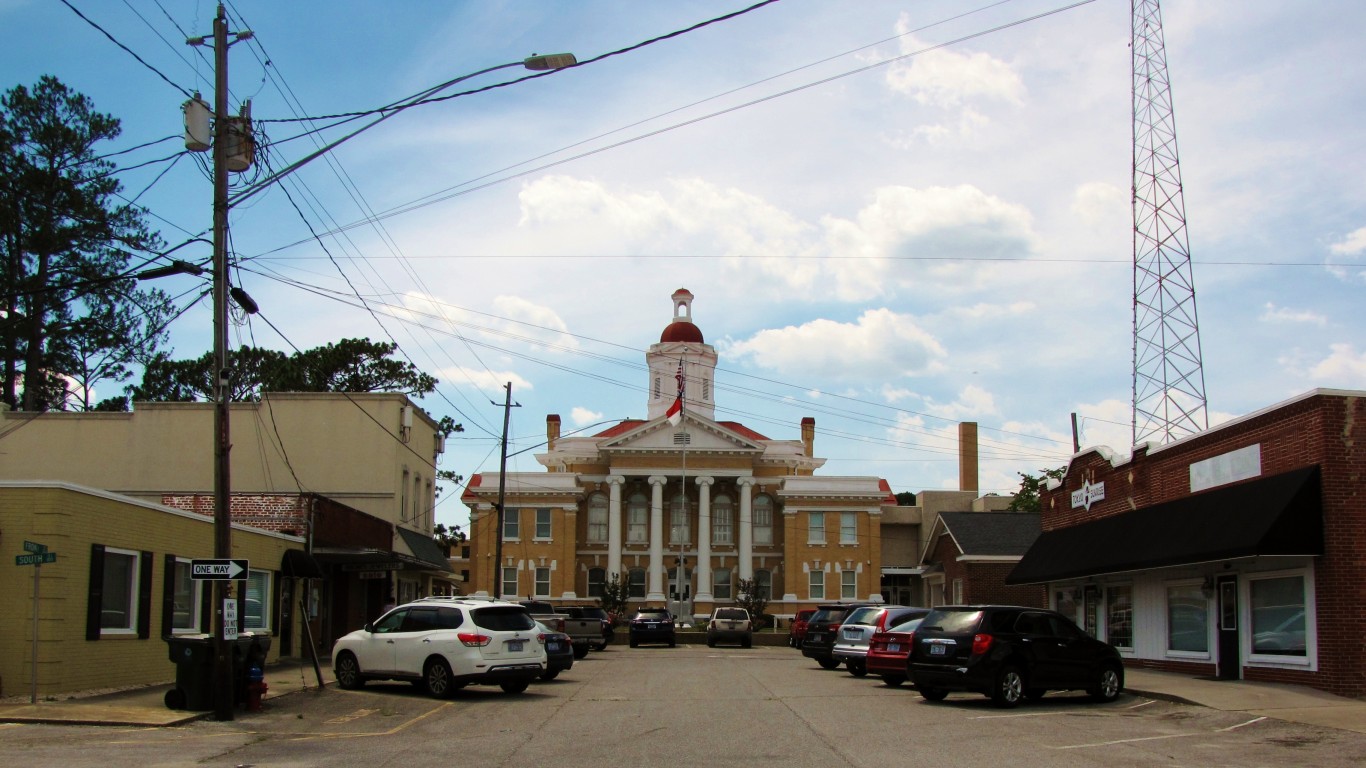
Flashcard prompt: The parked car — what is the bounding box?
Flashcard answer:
[801,603,870,669]
[865,615,927,686]
[535,621,574,680]
[628,607,676,647]
[907,605,1124,708]
[788,608,816,648]
[832,605,929,677]
[706,607,753,648]
[332,598,545,698]
[561,605,615,651]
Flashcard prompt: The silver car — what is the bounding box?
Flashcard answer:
[832,605,929,676]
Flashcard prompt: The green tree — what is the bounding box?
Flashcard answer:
[736,577,770,630]
[432,523,466,555]
[127,338,437,404]
[598,572,630,625]
[895,491,916,506]
[1,76,168,411]
[1008,466,1067,513]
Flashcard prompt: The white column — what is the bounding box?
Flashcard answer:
[647,475,667,601]
[738,476,755,581]
[607,474,625,578]
[694,476,714,602]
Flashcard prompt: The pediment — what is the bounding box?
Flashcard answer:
[600,413,763,454]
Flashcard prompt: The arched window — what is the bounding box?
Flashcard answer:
[627,493,648,543]
[712,493,733,545]
[588,567,606,598]
[753,569,772,600]
[753,495,774,545]
[587,493,608,543]
[670,493,690,545]
[628,568,647,598]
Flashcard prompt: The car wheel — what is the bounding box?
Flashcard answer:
[501,680,530,694]
[424,658,457,699]
[334,652,364,690]
[1090,664,1123,703]
[817,657,840,670]
[707,638,716,648]
[742,637,752,649]
[540,669,559,681]
[629,638,639,648]
[881,674,906,687]
[919,686,948,702]
[848,661,868,678]
[991,665,1025,708]
[595,643,608,651]
[668,639,676,648]
[574,645,590,660]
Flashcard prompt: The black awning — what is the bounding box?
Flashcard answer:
[396,527,455,573]
[281,549,325,578]
[1007,465,1322,585]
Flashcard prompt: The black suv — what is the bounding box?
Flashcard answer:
[907,605,1124,708]
[628,607,676,648]
[800,603,871,669]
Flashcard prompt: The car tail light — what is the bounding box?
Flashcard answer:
[537,633,549,644]
[458,633,492,647]
[709,620,717,630]
[971,633,993,655]
[869,633,887,651]
[554,618,565,632]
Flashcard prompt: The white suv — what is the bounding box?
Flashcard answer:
[332,598,546,697]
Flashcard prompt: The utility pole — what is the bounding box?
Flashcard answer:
[188,4,252,722]
[492,383,520,599]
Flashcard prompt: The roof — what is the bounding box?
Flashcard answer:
[1008,466,1322,584]
[660,321,704,343]
[938,512,1041,557]
[396,527,456,573]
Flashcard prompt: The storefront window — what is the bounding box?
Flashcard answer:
[1107,585,1133,649]
[1250,575,1307,657]
[1166,584,1208,653]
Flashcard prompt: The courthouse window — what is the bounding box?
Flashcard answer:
[808,512,826,544]
[535,508,552,539]
[587,494,609,543]
[842,570,857,600]
[752,495,774,545]
[809,570,825,600]
[712,494,733,545]
[627,494,648,543]
[840,513,857,544]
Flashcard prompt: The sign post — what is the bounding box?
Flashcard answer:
[16,541,56,704]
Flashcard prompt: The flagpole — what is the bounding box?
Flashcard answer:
[675,356,687,623]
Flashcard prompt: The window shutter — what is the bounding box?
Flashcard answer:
[138,551,154,639]
[86,544,106,641]
[162,554,176,638]
[273,572,282,637]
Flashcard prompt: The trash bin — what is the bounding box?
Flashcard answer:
[164,634,215,711]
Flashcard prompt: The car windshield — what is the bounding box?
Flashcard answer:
[634,610,669,619]
[810,608,848,624]
[472,606,536,632]
[919,609,984,634]
[886,617,924,634]
[715,609,748,620]
[843,607,884,626]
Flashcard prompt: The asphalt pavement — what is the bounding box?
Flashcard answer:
[1,655,1362,734]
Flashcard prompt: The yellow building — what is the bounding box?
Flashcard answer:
[463,289,891,620]
[0,482,304,698]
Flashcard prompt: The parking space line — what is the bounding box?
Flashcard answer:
[1050,733,1199,750]
[1220,717,1267,731]
[972,711,1073,720]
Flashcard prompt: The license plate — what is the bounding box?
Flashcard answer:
[509,640,524,652]
[809,633,822,642]
[888,643,900,652]
[646,623,657,629]
[930,643,947,656]
[547,642,561,651]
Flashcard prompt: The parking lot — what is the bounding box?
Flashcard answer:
[1,645,1362,767]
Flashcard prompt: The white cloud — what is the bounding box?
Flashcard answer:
[489,295,579,350]
[922,384,999,421]
[436,366,531,393]
[1260,303,1327,327]
[1071,182,1128,226]
[570,407,603,426]
[1329,227,1366,255]
[723,309,946,381]
[885,29,1026,109]
[1308,343,1366,384]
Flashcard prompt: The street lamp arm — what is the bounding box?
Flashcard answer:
[227,53,576,210]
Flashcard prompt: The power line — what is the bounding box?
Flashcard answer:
[57,0,193,99]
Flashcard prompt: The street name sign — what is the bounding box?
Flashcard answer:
[15,552,56,566]
[23,540,47,554]
[191,559,249,580]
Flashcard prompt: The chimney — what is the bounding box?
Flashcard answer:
[959,422,979,494]
[801,417,816,458]
[547,414,561,451]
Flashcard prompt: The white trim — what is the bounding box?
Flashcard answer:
[1243,566,1317,671]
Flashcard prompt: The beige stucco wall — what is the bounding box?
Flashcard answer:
[0,483,304,698]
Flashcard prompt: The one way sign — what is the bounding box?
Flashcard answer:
[190,559,249,580]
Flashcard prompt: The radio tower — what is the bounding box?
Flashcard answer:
[1131,0,1208,445]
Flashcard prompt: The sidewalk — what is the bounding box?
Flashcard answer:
[0,659,332,727]
[0,660,1361,733]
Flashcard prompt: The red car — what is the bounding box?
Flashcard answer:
[788,608,816,648]
[865,614,927,686]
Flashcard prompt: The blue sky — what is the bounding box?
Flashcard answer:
[4,1,1364,533]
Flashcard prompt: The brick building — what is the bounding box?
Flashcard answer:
[1009,389,1364,698]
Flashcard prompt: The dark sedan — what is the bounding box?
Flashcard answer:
[908,605,1124,708]
[801,603,870,669]
[536,621,574,680]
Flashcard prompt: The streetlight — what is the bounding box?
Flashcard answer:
[187,2,576,719]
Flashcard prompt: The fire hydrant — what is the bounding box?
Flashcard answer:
[246,665,267,712]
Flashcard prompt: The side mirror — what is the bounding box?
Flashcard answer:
[364,622,374,633]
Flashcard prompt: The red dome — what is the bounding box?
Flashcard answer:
[660,321,704,343]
